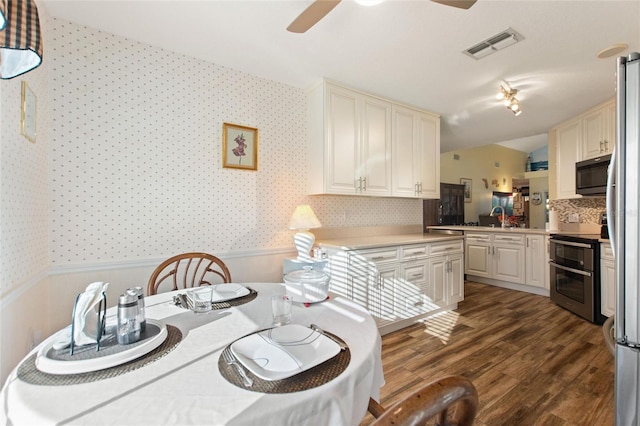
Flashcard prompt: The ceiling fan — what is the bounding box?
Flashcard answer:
[287,0,477,33]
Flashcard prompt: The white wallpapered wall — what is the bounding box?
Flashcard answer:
[43,19,421,266]
[0,22,51,296]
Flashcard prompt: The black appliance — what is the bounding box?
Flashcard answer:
[575,154,611,196]
[600,213,609,239]
[423,183,465,231]
[549,233,605,324]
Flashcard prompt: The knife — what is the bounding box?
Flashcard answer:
[310,324,347,351]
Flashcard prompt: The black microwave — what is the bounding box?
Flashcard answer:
[575,154,611,196]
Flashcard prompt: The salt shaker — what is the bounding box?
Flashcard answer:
[131,286,146,333]
[117,290,141,345]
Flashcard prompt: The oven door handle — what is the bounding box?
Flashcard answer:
[550,240,593,249]
[548,261,592,277]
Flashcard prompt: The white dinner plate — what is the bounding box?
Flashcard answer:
[230,324,340,381]
[211,284,250,303]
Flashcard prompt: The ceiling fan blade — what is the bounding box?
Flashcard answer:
[431,0,477,10]
[287,0,342,33]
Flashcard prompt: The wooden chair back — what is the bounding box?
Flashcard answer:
[368,375,478,426]
[147,252,232,295]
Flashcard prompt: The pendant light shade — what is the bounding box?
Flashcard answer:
[0,0,43,79]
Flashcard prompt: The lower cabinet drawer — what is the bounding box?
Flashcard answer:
[429,240,463,256]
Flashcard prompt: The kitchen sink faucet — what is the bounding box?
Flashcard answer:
[489,206,508,228]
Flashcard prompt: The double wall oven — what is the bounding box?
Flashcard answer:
[549,233,605,324]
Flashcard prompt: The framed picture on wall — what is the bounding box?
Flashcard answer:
[460,178,472,203]
[21,81,36,143]
[222,122,258,171]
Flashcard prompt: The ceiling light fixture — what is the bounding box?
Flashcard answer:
[597,43,628,59]
[497,83,522,116]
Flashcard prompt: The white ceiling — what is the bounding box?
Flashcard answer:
[39,0,640,153]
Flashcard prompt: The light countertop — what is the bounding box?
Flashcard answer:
[427,225,550,235]
[318,233,463,251]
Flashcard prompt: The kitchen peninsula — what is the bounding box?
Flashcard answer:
[317,226,464,335]
[429,225,550,297]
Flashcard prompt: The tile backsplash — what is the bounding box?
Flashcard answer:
[549,198,606,224]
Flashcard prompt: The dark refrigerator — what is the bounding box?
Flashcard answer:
[423,183,465,231]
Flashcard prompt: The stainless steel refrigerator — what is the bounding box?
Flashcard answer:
[608,52,640,426]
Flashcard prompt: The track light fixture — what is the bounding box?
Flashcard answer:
[496,83,522,116]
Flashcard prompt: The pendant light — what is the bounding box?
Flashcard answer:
[0,0,43,79]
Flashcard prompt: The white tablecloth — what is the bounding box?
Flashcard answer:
[0,283,384,425]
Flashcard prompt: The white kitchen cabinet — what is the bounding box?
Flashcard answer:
[391,105,440,198]
[310,83,391,196]
[307,80,440,199]
[493,234,526,284]
[429,253,464,306]
[551,98,615,200]
[465,233,492,278]
[465,232,525,285]
[581,99,616,161]
[555,118,582,199]
[398,260,432,318]
[545,236,551,290]
[325,238,463,335]
[369,264,399,327]
[601,242,615,317]
[525,234,546,288]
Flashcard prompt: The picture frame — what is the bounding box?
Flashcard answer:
[460,178,472,203]
[21,81,36,143]
[222,122,258,171]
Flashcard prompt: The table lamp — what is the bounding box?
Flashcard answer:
[289,205,322,262]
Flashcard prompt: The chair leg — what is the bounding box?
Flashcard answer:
[436,408,448,425]
[368,397,386,419]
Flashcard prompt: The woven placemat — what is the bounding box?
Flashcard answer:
[175,287,258,310]
[17,325,182,386]
[218,330,350,393]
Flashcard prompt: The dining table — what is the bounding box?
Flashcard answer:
[0,282,385,425]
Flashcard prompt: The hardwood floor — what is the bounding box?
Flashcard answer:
[360,281,615,426]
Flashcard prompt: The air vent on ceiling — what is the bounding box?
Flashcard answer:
[463,28,524,60]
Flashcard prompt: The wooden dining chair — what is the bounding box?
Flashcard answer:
[368,375,478,426]
[147,252,232,295]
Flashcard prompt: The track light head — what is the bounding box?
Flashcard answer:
[497,83,522,117]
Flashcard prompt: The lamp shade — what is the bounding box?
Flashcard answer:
[289,205,321,230]
[0,0,43,79]
[0,2,6,31]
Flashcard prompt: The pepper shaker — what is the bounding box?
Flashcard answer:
[131,286,146,333]
[117,290,141,345]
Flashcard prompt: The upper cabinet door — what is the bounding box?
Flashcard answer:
[581,99,616,161]
[555,118,582,199]
[307,80,440,198]
[416,112,440,199]
[582,108,607,160]
[391,105,440,199]
[391,105,418,197]
[605,100,616,154]
[326,85,360,194]
[361,96,392,196]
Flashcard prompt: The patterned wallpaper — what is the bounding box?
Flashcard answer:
[0,15,51,296]
[43,19,421,266]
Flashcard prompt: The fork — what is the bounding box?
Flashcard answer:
[222,350,253,387]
